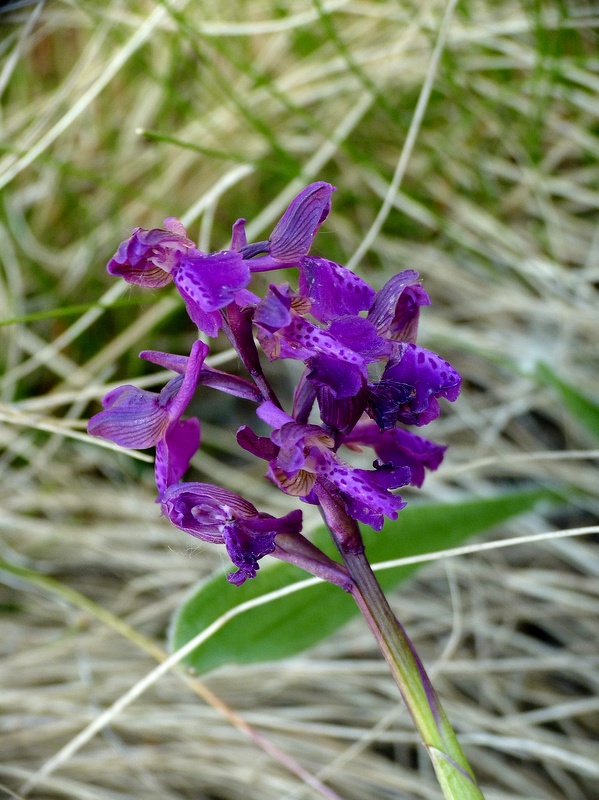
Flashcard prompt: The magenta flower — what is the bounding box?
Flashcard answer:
[106,217,195,287]
[254,283,388,399]
[237,402,409,531]
[91,180,462,582]
[161,482,303,585]
[105,184,336,337]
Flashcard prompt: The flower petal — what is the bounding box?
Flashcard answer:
[299,257,375,322]
[344,423,447,487]
[161,482,258,542]
[378,344,461,426]
[165,340,208,423]
[236,425,279,461]
[173,250,251,313]
[87,385,169,449]
[367,271,420,335]
[154,418,201,499]
[140,350,189,374]
[223,510,303,585]
[315,383,367,434]
[306,353,365,398]
[314,454,409,531]
[328,316,389,361]
[269,182,335,261]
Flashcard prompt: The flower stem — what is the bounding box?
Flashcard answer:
[315,484,485,800]
[347,551,484,799]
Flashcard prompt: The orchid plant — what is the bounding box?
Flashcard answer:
[88,183,485,800]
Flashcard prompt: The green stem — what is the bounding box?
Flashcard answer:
[347,551,484,799]
[315,485,485,800]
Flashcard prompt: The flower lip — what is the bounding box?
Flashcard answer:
[368,343,461,428]
[298,257,375,322]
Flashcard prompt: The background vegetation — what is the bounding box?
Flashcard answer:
[1,1,598,798]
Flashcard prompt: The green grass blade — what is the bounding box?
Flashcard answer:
[537,362,599,443]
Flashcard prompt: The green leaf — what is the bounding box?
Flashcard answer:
[170,489,557,674]
[536,362,599,443]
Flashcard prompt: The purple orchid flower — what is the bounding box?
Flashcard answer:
[105,184,337,337]
[88,340,207,497]
[254,283,389,400]
[92,180,462,585]
[237,402,409,531]
[161,482,304,585]
[368,343,461,429]
[106,217,252,337]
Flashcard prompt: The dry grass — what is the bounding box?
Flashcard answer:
[1,0,598,798]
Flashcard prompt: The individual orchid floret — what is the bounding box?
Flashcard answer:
[88,340,207,497]
[161,482,304,585]
[106,217,253,338]
[239,182,336,270]
[107,217,195,287]
[367,271,431,343]
[344,422,447,488]
[254,283,388,400]
[237,402,409,531]
[367,343,461,429]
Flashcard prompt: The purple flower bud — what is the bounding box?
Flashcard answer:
[106,218,195,287]
[269,182,336,261]
[368,271,431,343]
[161,482,303,585]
